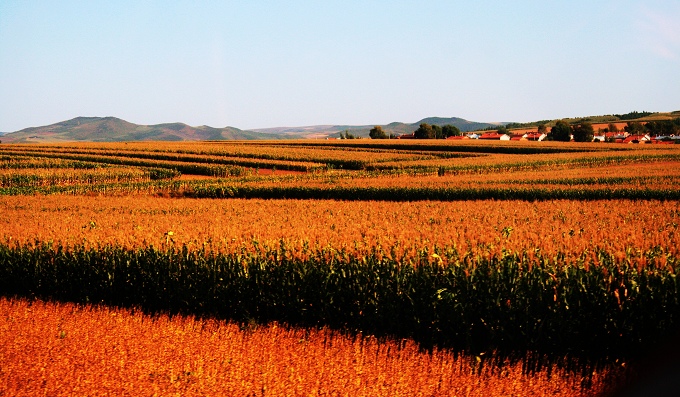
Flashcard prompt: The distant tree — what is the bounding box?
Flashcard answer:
[442,124,461,137]
[608,123,619,133]
[414,123,435,139]
[644,121,661,136]
[341,130,357,139]
[644,119,680,136]
[572,122,594,142]
[615,111,653,120]
[496,125,510,135]
[505,120,552,130]
[624,122,646,135]
[537,124,547,134]
[432,124,443,139]
[369,125,387,139]
[550,120,572,142]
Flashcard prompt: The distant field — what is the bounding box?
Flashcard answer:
[2,139,679,199]
[2,139,680,395]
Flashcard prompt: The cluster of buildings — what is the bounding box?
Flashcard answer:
[395,122,680,144]
[395,130,547,141]
[445,132,547,141]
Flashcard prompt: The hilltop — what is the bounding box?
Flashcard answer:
[0,116,499,142]
[251,117,499,139]
[2,111,678,143]
[0,117,304,143]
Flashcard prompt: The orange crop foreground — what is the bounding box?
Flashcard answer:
[1,195,678,266]
[0,297,619,397]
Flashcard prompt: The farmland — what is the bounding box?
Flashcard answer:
[0,297,618,396]
[2,139,680,395]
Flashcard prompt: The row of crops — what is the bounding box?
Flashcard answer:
[1,242,677,370]
[4,140,676,175]
[2,141,680,200]
[0,167,182,187]
[2,140,680,380]
[3,298,614,396]
[5,177,680,200]
[2,195,679,371]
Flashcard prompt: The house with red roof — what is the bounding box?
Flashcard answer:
[525,133,546,141]
[622,134,649,144]
[479,132,510,140]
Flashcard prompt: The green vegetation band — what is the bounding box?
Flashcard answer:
[0,243,678,366]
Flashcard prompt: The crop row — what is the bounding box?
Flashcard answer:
[0,151,248,177]
[2,196,677,276]
[0,148,320,173]
[369,151,680,174]
[145,145,450,168]
[4,141,679,175]
[244,139,604,155]
[0,167,180,188]
[1,298,617,396]
[0,156,104,170]
[3,145,680,196]
[1,242,677,367]
[3,177,679,200]
[3,144,438,170]
[348,160,680,192]
[505,175,679,187]
[3,174,679,200]
[185,183,680,201]
[1,196,677,371]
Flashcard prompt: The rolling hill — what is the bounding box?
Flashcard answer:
[1,116,501,142]
[3,111,678,143]
[251,117,500,138]
[0,117,304,143]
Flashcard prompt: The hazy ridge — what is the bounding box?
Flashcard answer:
[252,117,499,138]
[0,117,304,143]
[6,112,674,143]
[0,116,498,143]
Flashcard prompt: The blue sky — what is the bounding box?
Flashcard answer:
[1,1,678,132]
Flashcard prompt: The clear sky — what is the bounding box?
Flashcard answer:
[1,1,679,132]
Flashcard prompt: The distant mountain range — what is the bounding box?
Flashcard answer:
[252,117,500,138]
[0,116,501,143]
[0,117,307,143]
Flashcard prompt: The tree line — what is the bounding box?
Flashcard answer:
[370,123,461,139]
[548,118,680,142]
[548,121,594,142]
[368,117,680,141]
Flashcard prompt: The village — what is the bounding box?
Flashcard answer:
[395,121,680,144]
